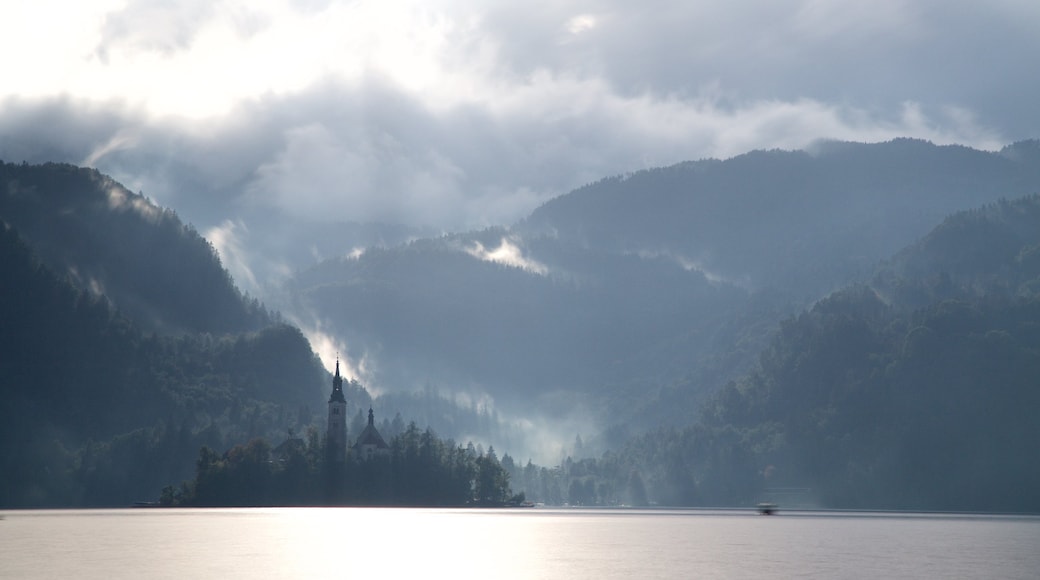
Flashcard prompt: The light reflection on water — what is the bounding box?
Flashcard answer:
[1,508,1038,579]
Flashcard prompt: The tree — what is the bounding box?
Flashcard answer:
[474,447,511,505]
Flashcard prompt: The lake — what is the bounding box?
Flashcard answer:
[1,508,1037,579]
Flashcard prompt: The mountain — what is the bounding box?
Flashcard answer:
[6,141,1040,509]
[0,161,269,334]
[686,195,1040,510]
[0,163,345,507]
[874,195,1040,306]
[281,139,1040,437]
[519,138,1040,293]
[282,227,768,426]
[510,195,1040,511]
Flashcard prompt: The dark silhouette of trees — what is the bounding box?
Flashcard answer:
[163,425,517,507]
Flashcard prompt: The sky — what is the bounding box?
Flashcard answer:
[2,0,1038,234]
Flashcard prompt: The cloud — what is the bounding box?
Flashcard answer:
[565,14,597,36]
[0,87,1008,248]
[302,325,364,382]
[286,311,379,392]
[629,248,741,286]
[95,0,219,60]
[105,183,163,223]
[0,0,1035,247]
[205,219,262,293]
[465,236,548,275]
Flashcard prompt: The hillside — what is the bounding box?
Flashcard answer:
[0,163,346,507]
[0,161,269,334]
[6,146,1040,510]
[659,196,1040,510]
[0,220,346,507]
[282,139,1040,436]
[520,139,1040,294]
[284,227,764,425]
[508,195,1040,511]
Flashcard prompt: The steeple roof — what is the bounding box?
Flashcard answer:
[328,359,346,404]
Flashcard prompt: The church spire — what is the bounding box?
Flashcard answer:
[329,357,346,404]
[326,356,348,461]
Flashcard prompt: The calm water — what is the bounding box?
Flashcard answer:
[1,508,1038,579]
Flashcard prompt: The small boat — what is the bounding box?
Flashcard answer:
[756,502,778,515]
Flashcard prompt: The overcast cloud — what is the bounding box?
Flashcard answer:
[1,0,1037,234]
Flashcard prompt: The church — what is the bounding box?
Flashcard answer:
[326,359,389,461]
[353,408,390,460]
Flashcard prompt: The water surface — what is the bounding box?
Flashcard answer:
[1,508,1037,579]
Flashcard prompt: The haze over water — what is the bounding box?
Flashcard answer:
[2,508,1038,579]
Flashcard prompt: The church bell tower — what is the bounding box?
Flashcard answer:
[327,358,347,461]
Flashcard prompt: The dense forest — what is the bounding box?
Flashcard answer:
[0,220,344,506]
[0,164,344,507]
[521,139,1040,294]
[0,161,271,334]
[503,197,1040,512]
[162,424,519,507]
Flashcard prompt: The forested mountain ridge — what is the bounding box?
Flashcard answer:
[519,139,1040,294]
[638,196,1040,511]
[6,146,1040,510]
[510,195,1040,511]
[0,220,345,506]
[283,139,1040,438]
[0,163,348,507]
[875,195,1040,305]
[284,226,758,422]
[0,160,269,334]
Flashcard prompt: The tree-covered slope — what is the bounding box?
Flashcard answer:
[694,196,1040,510]
[286,227,754,418]
[0,162,348,507]
[519,139,1040,295]
[521,196,1040,512]
[0,221,338,507]
[283,140,1040,435]
[0,161,269,334]
[875,195,1040,306]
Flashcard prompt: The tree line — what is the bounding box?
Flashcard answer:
[161,423,521,507]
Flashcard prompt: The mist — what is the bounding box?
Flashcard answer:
[3,0,1040,514]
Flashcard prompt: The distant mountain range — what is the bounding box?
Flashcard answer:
[3,139,1039,510]
[509,194,1040,511]
[281,139,1040,432]
[521,139,1040,292]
